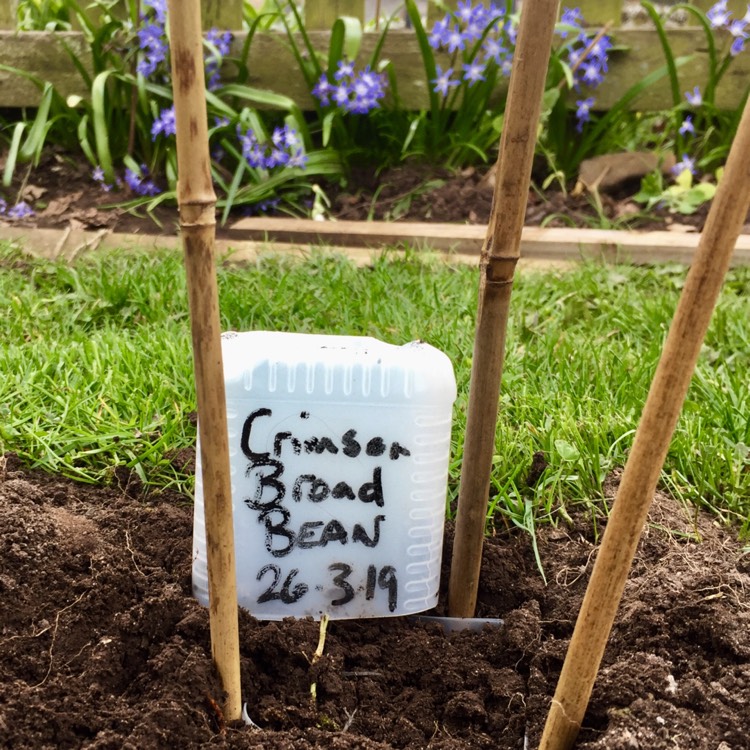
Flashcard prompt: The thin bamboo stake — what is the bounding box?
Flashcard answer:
[538,96,750,750]
[167,0,242,722]
[447,0,560,618]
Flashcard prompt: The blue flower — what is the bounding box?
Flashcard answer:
[125,164,160,196]
[432,65,460,97]
[136,20,168,78]
[312,63,386,114]
[455,0,476,25]
[482,35,505,65]
[580,61,605,88]
[588,35,613,66]
[428,17,450,49]
[143,0,166,24]
[334,59,356,81]
[151,106,176,139]
[731,34,747,56]
[575,97,595,131]
[464,17,487,41]
[265,148,289,168]
[272,126,304,153]
[685,86,702,106]
[312,74,332,106]
[92,165,114,192]
[205,28,232,57]
[332,83,351,108]
[238,128,265,168]
[445,24,468,53]
[238,126,308,172]
[7,201,34,219]
[204,28,232,90]
[679,115,695,135]
[707,0,731,28]
[287,149,308,169]
[672,154,697,176]
[462,60,487,86]
[559,7,584,37]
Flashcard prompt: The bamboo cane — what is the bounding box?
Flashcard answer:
[538,96,750,750]
[167,0,242,721]
[447,0,561,618]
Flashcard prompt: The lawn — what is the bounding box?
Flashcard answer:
[1,241,748,532]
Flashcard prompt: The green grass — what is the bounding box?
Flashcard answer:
[1,242,748,533]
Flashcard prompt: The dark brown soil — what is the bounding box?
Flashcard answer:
[1,151,712,236]
[1,451,748,749]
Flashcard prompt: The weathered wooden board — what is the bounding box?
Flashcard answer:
[0,27,748,110]
[0,31,91,105]
[4,222,750,266]
[227,217,750,266]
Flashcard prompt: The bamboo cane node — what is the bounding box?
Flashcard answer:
[178,202,217,228]
[483,254,519,284]
[180,219,217,229]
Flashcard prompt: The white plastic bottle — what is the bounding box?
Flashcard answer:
[193,331,456,620]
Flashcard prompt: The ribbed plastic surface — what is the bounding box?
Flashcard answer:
[193,331,456,620]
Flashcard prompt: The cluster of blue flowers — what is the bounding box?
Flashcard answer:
[0,198,34,220]
[238,125,307,170]
[205,28,233,90]
[428,1,516,96]
[93,0,235,196]
[557,7,612,132]
[673,1,750,177]
[426,3,611,133]
[124,164,161,196]
[136,0,168,78]
[707,0,750,55]
[151,105,176,139]
[311,60,387,114]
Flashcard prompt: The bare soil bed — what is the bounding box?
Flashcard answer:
[1,451,748,749]
[1,152,713,237]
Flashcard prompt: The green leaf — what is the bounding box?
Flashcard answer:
[3,123,26,188]
[555,439,580,462]
[542,87,561,114]
[640,1,681,108]
[322,111,336,148]
[328,16,362,77]
[405,0,440,121]
[19,83,54,162]
[220,157,247,225]
[77,114,97,167]
[91,70,115,182]
[218,84,298,111]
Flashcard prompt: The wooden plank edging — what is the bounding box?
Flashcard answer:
[228,218,750,266]
[2,222,749,267]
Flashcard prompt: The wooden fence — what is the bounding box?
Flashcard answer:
[0,0,748,110]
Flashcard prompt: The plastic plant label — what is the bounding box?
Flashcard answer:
[193,331,456,620]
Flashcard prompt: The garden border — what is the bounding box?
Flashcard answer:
[4,222,750,266]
